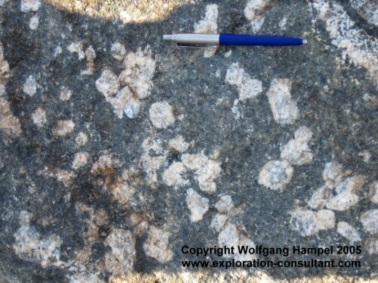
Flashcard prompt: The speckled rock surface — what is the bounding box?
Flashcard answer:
[1,0,378,282]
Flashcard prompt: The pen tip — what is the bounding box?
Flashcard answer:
[302,39,308,45]
[163,35,172,41]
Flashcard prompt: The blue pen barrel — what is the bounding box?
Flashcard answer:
[219,34,303,46]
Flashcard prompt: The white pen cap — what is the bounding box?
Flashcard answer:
[163,34,219,44]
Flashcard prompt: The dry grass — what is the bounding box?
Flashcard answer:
[108,271,378,283]
[44,0,192,22]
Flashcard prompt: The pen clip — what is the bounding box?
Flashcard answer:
[176,43,219,49]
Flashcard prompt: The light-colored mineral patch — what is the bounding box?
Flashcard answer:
[81,46,96,75]
[118,46,156,99]
[129,213,149,236]
[13,211,63,268]
[23,75,37,96]
[95,69,120,98]
[218,223,241,257]
[67,41,85,60]
[325,175,365,211]
[105,86,140,119]
[359,150,371,163]
[351,0,378,26]
[244,0,270,31]
[366,236,378,255]
[224,50,232,58]
[308,185,332,210]
[53,119,75,136]
[231,100,241,120]
[142,136,164,154]
[300,161,367,238]
[193,4,218,58]
[369,181,378,204]
[31,107,46,128]
[315,209,335,230]
[38,167,76,187]
[0,0,8,7]
[290,208,336,237]
[104,168,141,205]
[0,44,9,83]
[162,161,188,188]
[225,62,263,101]
[75,132,88,147]
[211,196,235,233]
[0,98,22,138]
[210,195,256,261]
[90,152,120,176]
[281,126,313,165]
[149,101,175,129]
[169,135,190,153]
[266,78,299,125]
[161,147,221,192]
[140,152,167,188]
[21,0,41,12]
[322,161,351,188]
[194,4,218,34]
[111,42,126,61]
[258,160,293,191]
[72,152,89,170]
[29,15,39,30]
[312,0,378,88]
[139,137,168,188]
[59,86,72,101]
[53,46,62,57]
[186,188,209,222]
[143,226,173,263]
[337,221,361,243]
[279,16,287,29]
[96,47,155,119]
[67,273,102,283]
[218,223,256,261]
[360,210,378,235]
[214,195,234,214]
[0,43,19,138]
[181,152,221,193]
[104,229,135,280]
[0,85,5,96]
[290,208,317,237]
[122,91,140,119]
[211,213,228,232]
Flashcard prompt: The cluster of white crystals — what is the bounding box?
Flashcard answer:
[186,188,209,222]
[244,0,270,31]
[143,226,173,263]
[23,75,37,96]
[163,150,221,193]
[266,79,299,125]
[13,211,64,268]
[149,101,175,129]
[259,126,313,191]
[290,208,335,237]
[225,62,263,102]
[211,195,256,261]
[291,161,365,241]
[96,46,156,119]
[21,0,41,12]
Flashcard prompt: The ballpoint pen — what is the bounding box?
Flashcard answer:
[163,33,307,47]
